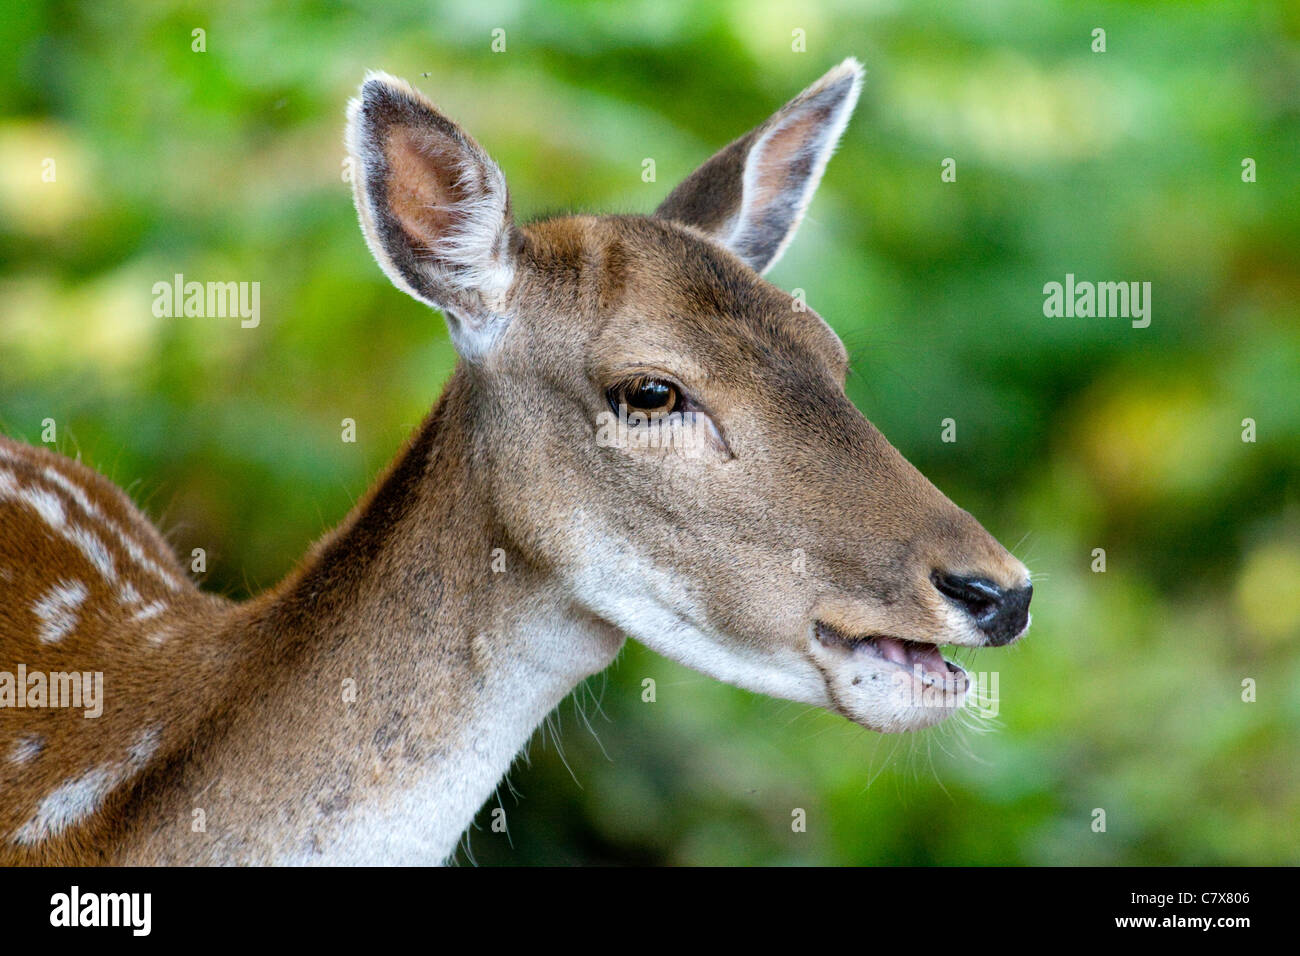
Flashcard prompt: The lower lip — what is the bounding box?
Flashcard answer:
[816,624,969,692]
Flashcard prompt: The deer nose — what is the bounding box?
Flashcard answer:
[931,571,1032,646]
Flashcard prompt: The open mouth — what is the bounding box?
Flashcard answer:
[815,621,969,692]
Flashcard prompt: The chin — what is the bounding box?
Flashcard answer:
[809,622,976,733]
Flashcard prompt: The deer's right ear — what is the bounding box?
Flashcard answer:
[655,58,863,275]
[346,73,519,359]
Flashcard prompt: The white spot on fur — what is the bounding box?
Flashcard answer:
[11,726,162,846]
[8,734,44,766]
[20,486,65,528]
[39,465,95,514]
[128,725,162,764]
[132,600,166,623]
[3,467,175,591]
[13,766,117,845]
[42,467,184,592]
[32,579,89,644]
[61,524,116,582]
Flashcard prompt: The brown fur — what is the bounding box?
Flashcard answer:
[0,63,1029,864]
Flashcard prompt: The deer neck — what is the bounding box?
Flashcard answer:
[164,369,623,864]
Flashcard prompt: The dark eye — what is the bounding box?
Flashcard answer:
[608,376,681,418]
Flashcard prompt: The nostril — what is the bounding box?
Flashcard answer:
[931,571,1003,620]
[931,571,1033,645]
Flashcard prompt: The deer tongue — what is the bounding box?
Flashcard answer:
[875,636,950,680]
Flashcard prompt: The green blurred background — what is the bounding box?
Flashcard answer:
[1,0,1297,864]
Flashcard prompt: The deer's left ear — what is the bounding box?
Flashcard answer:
[655,58,863,275]
[346,72,520,360]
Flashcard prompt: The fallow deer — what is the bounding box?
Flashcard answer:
[0,59,1032,865]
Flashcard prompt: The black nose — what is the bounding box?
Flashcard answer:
[931,572,1032,646]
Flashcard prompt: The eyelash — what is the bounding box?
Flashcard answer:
[606,376,686,418]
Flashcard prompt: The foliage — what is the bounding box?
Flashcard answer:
[1,0,1297,864]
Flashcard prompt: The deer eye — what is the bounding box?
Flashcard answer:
[608,376,681,418]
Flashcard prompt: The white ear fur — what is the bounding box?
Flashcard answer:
[656,58,864,274]
[346,72,518,359]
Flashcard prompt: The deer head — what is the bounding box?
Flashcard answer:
[346,59,1031,735]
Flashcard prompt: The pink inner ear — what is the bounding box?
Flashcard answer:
[383,125,479,256]
[748,111,821,208]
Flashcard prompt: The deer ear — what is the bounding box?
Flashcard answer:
[655,58,863,275]
[346,72,519,359]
